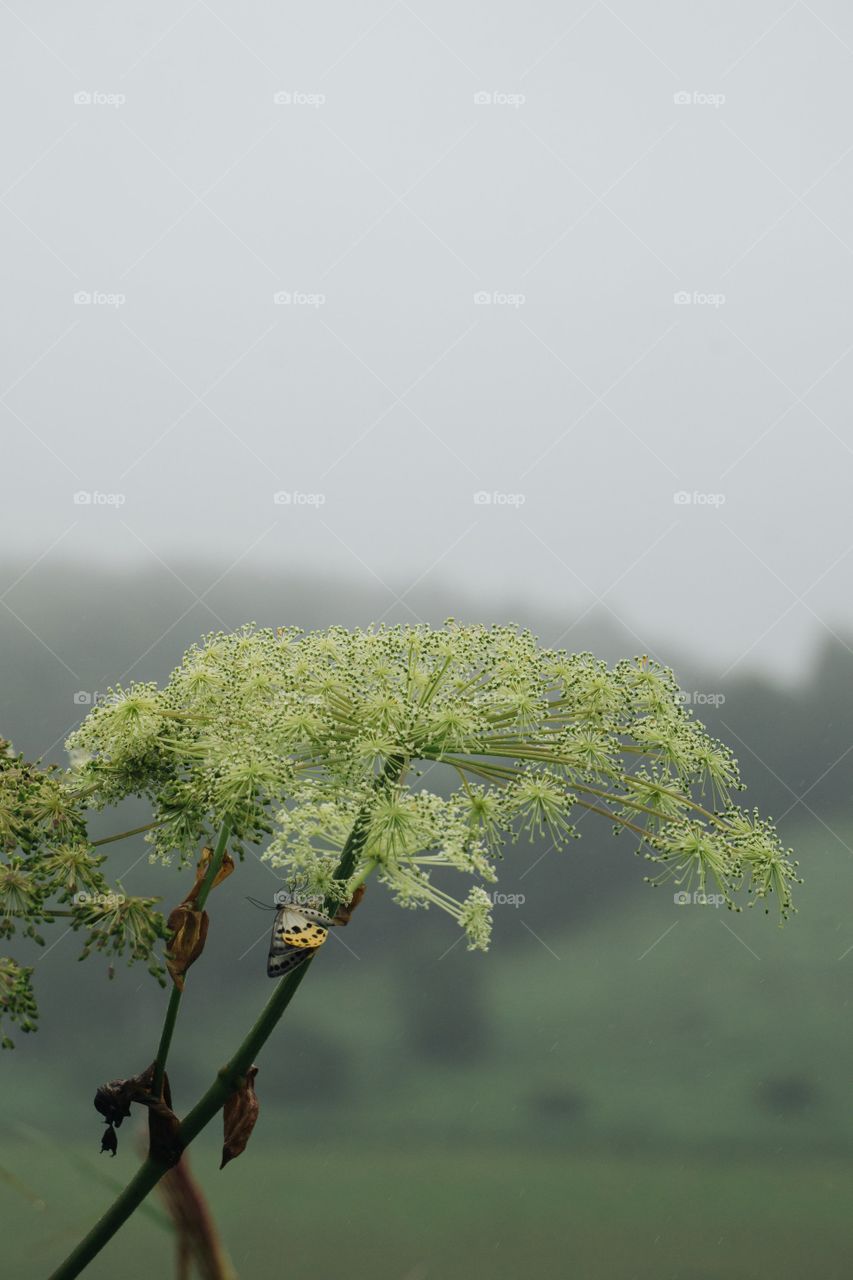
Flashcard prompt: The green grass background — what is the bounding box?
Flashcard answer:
[4,814,853,1279]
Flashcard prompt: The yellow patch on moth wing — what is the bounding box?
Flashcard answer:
[280,926,328,949]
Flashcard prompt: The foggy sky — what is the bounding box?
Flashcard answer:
[3,1,853,679]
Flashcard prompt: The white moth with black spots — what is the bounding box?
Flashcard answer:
[267,903,337,978]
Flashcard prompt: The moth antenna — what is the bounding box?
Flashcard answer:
[245,895,277,912]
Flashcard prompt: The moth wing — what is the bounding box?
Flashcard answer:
[272,906,330,951]
[297,906,337,928]
[283,921,329,949]
[268,907,292,955]
[267,946,311,979]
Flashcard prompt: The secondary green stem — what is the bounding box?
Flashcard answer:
[49,762,405,1280]
[90,820,164,848]
[151,820,231,1099]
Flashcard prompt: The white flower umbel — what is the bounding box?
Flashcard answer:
[67,623,799,950]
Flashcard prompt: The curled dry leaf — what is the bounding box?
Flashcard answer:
[94,1076,137,1130]
[165,905,209,991]
[220,1066,259,1170]
[94,1062,181,1163]
[163,845,234,989]
[185,847,236,905]
[94,1062,156,1151]
[146,1088,183,1167]
[100,1124,118,1157]
[334,882,367,926]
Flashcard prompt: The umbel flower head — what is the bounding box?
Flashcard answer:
[66,623,799,951]
[0,739,170,1044]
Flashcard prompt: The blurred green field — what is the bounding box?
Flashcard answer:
[5,1138,853,1280]
[3,814,853,1278]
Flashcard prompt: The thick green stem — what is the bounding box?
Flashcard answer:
[152,820,231,1098]
[47,962,312,1280]
[48,763,404,1280]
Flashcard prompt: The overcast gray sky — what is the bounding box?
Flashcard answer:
[2,1,852,679]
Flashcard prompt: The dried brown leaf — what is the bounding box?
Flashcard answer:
[220,1066,259,1169]
[335,882,367,926]
[147,1091,183,1167]
[160,1153,237,1280]
[184,847,235,905]
[165,905,209,991]
[94,1062,181,1163]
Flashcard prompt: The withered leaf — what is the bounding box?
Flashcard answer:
[165,905,209,991]
[159,1154,235,1278]
[147,1093,183,1167]
[100,1123,118,1157]
[94,1063,180,1161]
[94,1069,147,1129]
[335,883,367,926]
[220,1066,259,1170]
[161,845,234,990]
[184,846,236,905]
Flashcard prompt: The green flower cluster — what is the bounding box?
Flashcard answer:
[0,740,167,1045]
[66,623,799,956]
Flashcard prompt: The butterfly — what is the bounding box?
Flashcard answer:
[266,902,338,978]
